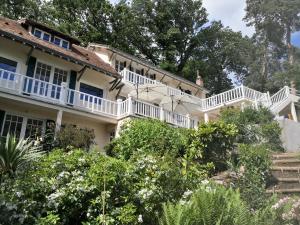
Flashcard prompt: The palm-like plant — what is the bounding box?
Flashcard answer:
[0,134,44,175]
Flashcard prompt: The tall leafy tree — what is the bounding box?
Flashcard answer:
[244,0,300,92]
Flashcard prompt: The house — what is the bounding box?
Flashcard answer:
[0,16,299,150]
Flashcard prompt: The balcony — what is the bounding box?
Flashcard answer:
[0,68,198,129]
[120,68,271,111]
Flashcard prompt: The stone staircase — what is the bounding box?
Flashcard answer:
[267,152,300,194]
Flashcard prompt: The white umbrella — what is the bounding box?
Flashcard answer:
[129,83,169,102]
[160,94,202,114]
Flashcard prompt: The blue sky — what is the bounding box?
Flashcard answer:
[110,0,300,47]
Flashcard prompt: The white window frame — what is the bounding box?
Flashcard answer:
[1,112,46,139]
[33,28,51,43]
[34,60,70,86]
[53,36,70,49]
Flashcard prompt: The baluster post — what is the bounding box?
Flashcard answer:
[128,95,134,116]
[186,114,191,129]
[59,82,67,104]
[160,107,165,121]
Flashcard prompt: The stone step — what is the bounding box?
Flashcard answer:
[272,182,300,189]
[272,159,300,167]
[271,170,300,179]
[266,188,300,194]
[275,177,300,182]
[271,166,300,172]
[272,153,300,160]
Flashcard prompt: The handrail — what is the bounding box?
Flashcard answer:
[270,86,290,108]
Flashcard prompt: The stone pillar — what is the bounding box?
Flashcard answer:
[55,110,63,134]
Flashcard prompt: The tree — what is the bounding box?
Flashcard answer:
[244,0,300,92]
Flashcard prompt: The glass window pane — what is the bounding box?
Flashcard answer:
[25,118,44,139]
[1,114,24,138]
[62,40,69,49]
[43,33,50,41]
[34,29,42,38]
[53,37,61,46]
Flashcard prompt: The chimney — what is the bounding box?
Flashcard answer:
[196,70,204,87]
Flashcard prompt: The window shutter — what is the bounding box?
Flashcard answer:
[0,110,5,135]
[24,56,36,94]
[68,70,77,105]
[26,56,36,77]
[123,61,127,68]
[69,70,77,89]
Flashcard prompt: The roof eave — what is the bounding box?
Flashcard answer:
[89,43,210,93]
[0,31,121,80]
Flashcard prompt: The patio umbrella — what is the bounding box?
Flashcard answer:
[160,94,202,114]
[129,83,169,102]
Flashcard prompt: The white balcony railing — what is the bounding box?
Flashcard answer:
[0,68,198,129]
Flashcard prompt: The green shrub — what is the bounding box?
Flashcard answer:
[106,119,191,160]
[55,124,95,150]
[0,148,211,225]
[220,107,283,151]
[159,183,254,225]
[235,144,271,210]
[190,121,238,172]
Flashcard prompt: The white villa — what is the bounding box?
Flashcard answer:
[0,17,299,149]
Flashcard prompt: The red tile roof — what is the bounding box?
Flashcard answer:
[0,16,120,78]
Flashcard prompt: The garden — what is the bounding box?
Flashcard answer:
[0,107,300,225]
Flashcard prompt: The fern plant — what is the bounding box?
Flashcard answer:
[0,134,44,175]
[160,184,254,225]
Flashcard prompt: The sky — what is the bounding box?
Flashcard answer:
[110,0,300,47]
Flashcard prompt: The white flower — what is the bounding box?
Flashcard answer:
[138,214,143,223]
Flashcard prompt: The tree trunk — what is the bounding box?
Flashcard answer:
[286,23,294,65]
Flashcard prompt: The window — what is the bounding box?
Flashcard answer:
[1,114,23,138]
[80,83,103,102]
[43,33,50,42]
[1,114,45,139]
[53,37,69,49]
[53,37,61,46]
[80,83,103,98]
[62,40,69,49]
[0,57,17,81]
[53,68,68,85]
[33,29,42,38]
[35,62,52,82]
[25,119,44,139]
[115,60,125,72]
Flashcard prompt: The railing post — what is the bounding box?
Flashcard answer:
[117,99,122,117]
[160,107,165,121]
[186,114,191,129]
[267,91,272,107]
[59,82,67,104]
[204,112,209,123]
[128,95,134,116]
[18,75,24,94]
[241,85,245,99]
[285,85,290,97]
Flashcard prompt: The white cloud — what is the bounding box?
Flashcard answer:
[202,0,255,36]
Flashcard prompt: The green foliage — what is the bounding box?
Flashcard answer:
[106,119,190,160]
[0,134,44,176]
[160,183,254,225]
[55,124,95,150]
[190,121,238,172]
[0,147,211,225]
[235,144,271,210]
[220,107,283,151]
